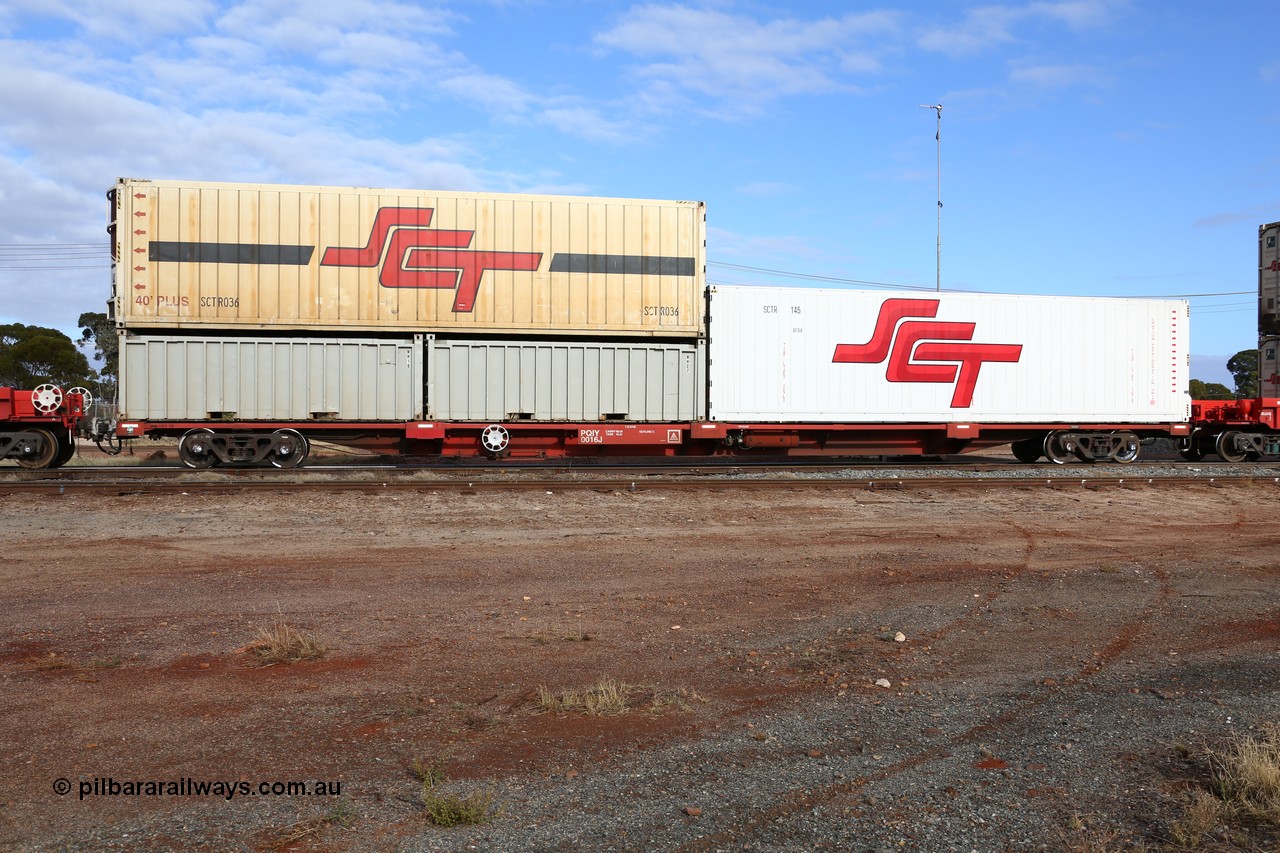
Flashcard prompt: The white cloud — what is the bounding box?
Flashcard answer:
[1009,62,1104,88]
[438,73,538,114]
[1030,0,1118,30]
[917,6,1021,57]
[1193,206,1280,229]
[738,181,797,197]
[918,0,1119,57]
[594,5,901,116]
[538,105,632,143]
[13,0,219,39]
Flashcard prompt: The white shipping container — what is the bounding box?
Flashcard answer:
[1260,221,1280,337]
[1261,338,1279,397]
[707,286,1189,423]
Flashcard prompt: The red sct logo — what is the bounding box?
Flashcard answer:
[832,298,1023,408]
[321,207,542,312]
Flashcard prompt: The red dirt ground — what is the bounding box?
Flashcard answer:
[1,480,1278,850]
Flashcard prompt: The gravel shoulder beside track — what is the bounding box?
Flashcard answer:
[1,481,1277,851]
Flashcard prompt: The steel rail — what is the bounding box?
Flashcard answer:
[3,473,1279,496]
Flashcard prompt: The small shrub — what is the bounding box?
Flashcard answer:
[411,756,448,787]
[420,783,499,827]
[242,620,325,667]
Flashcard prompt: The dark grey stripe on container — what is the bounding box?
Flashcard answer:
[549,253,696,276]
[149,242,315,265]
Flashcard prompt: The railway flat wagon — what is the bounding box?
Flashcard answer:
[106,178,1194,466]
[110,178,705,338]
[116,334,705,466]
[1,386,88,468]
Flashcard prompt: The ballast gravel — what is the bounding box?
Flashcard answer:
[1,470,1277,852]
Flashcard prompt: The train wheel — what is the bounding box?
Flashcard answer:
[268,429,309,469]
[1111,431,1140,464]
[15,428,59,469]
[50,433,76,468]
[178,428,218,469]
[480,424,510,456]
[1042,430,1076,465]
[1214,430,1248,463]
[1176,433,1204,462]
[1011,438,1042,463]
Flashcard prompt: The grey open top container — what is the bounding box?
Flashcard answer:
[425,336,704,421]
[119,335,424,421]
[119,333,705,423]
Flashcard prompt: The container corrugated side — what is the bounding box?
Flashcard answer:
[112,178,705,338]
[1260,222,1280,337]
[1261,338,1280,396]
[707,286,1189,423]
[426,337,704,421]
[119,335,423,421]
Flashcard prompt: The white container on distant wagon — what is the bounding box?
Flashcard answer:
[1260,222,1280,338]
[110,178,705,338]
[707,285,1189,423]
[1260,338,1280,397]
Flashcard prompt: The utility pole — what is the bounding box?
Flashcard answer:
[919,103,942,292]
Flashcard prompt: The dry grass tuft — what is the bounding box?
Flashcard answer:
[536,677,631,716]
[1167,789,1224,848]
[1209,724,1280,826]
[1054,811,1138,852]
[535,678,704,716]
[25,652,77,672]
[1158,724,1280,849]
[241,620,326,667]
[259,799,354,850]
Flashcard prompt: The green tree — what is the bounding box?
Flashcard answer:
[0,323,95,389]
[1227,349,1259,399]
[1189,379,1236,400]
[77,311,118,394]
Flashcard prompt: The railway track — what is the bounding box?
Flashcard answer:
[4,458,1280,495]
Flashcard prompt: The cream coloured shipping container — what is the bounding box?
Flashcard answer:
[707,286,1189,423]
[1260,221,1280,337]
[110,178,705,338]
[426,337,704,421]
[119,335,424,421]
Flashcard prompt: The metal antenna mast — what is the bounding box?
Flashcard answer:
[919,103,942,291]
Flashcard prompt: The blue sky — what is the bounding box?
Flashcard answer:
[0,0,1275,385]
